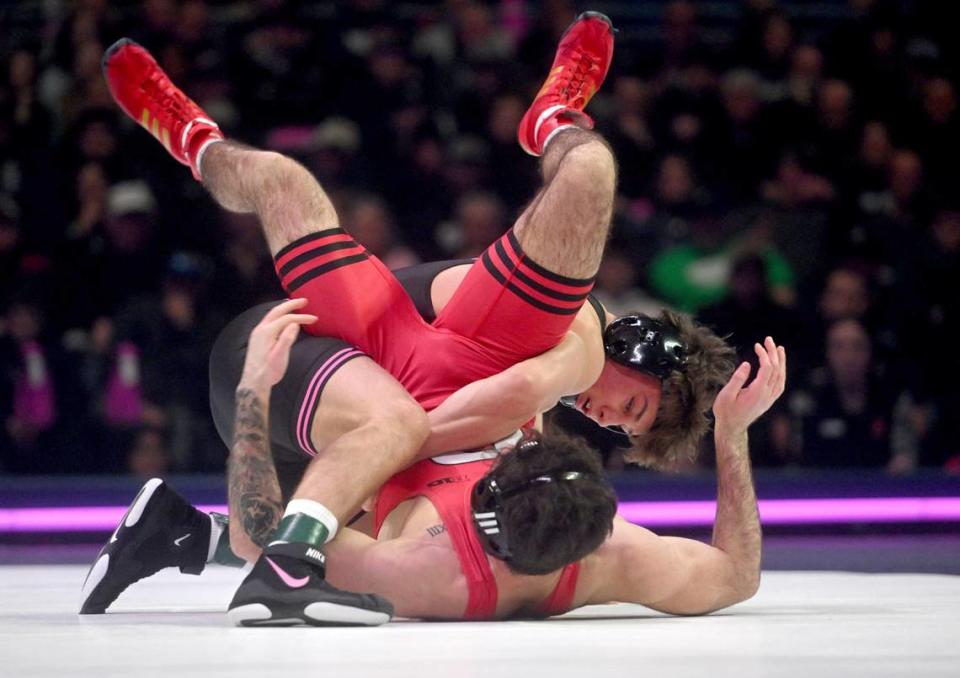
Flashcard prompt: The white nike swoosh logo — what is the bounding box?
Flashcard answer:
[173,533,191,546]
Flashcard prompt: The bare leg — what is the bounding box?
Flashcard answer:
[291,356,428,522]
[513,128,617,279]
[199,140,339,255]
[228,357,429,562]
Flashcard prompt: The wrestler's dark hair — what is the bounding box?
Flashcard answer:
[485,430,617,576]
[626,309,736,468]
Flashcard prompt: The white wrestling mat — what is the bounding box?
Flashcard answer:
[1,566,957,678]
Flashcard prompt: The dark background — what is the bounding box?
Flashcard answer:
[1,0,958,480]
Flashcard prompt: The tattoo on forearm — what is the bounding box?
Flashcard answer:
[228,389,283,547]
[426,524,447,538]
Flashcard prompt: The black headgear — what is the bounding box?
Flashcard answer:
[603,314,688,380]
[558,314,688,411]
[470,438,596,564]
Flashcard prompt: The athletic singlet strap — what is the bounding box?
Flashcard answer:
[374,458,499,619]
[536,561,581,617]
[586,294,606,331]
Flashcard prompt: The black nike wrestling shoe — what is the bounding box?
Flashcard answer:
[79,478,211,614]
[227,542,394,627]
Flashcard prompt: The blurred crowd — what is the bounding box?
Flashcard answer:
[1,0,958,476]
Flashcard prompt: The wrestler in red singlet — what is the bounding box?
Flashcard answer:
[273,228,594,410]
[373,449,580,620]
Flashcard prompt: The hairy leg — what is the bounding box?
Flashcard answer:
[200,141,339,255]
[228,357,429,561]
[513,128,617,279]
[293,357,429,518]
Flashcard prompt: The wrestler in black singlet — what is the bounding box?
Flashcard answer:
[208,258,605,499]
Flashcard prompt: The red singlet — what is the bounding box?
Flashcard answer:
[273,229,594,410]
[373,451,580,620]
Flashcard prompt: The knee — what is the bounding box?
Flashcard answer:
[371,398,430,460]
[562,137,617,194]
[256,152,309,195]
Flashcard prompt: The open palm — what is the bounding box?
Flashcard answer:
[712,336,787,436]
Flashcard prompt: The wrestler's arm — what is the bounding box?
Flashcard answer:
[586,339,785,615]
[226,299,318,561]
[324,529,467,619]
[417,265,598,457]
[419,331,590,459]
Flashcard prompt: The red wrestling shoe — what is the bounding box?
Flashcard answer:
[102,38,223,180]
[517,12,615,156]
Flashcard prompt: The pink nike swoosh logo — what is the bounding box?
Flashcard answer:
[265,557,310,588]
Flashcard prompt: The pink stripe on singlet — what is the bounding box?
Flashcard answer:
[296,348,363,455]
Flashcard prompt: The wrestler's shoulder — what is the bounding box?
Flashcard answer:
[568,303,604,352]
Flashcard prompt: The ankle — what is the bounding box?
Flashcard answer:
[189,131,224,181]
[206,512,247,568]
[269,499,340,548]
[192,135,223,179]
[535,109,594,156]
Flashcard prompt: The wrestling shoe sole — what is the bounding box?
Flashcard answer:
[228,601,391,627]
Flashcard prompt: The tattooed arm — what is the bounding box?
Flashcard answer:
[225,299,317,562]
[227,386,284,557]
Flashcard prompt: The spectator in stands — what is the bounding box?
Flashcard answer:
[914,77,958,194]
[898,204,960,468]
[784,44,824,108]
[698,253,797,468]
[592,243,666,319]
[126,425,172,478]
[787,318,917,471]
[55,180,163,331]
[0,0,957,474]
[208,211,281,318]
[440,191,506,259]
[709,68,773,199]
[700,254,798,370]
[761,151,835,209]
[0,295,89,473]
[604,75,656,200]
[109,253,224,471]
[810,79,859,181]
[341,192,419,270]
[649,206,795,314]
[0,198,23,301]
[656,0,703,76]
[486,93,540,209]
[3,47,52,152]
[619,154,708,271]
[751,10,794,84]
[847,120,894,216]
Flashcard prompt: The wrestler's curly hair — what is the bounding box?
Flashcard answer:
[625,309,736,468]
[483,430,617,576]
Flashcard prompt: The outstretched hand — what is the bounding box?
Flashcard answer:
[712,336,787,438]
[239,298,317,390]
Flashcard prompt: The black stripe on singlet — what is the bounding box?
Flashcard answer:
[277,241,360,277]
[274,228,346,261]
[481,251,580,315]
[492,239,591,303]
[285,252,371,292]
[505,230,595,287]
